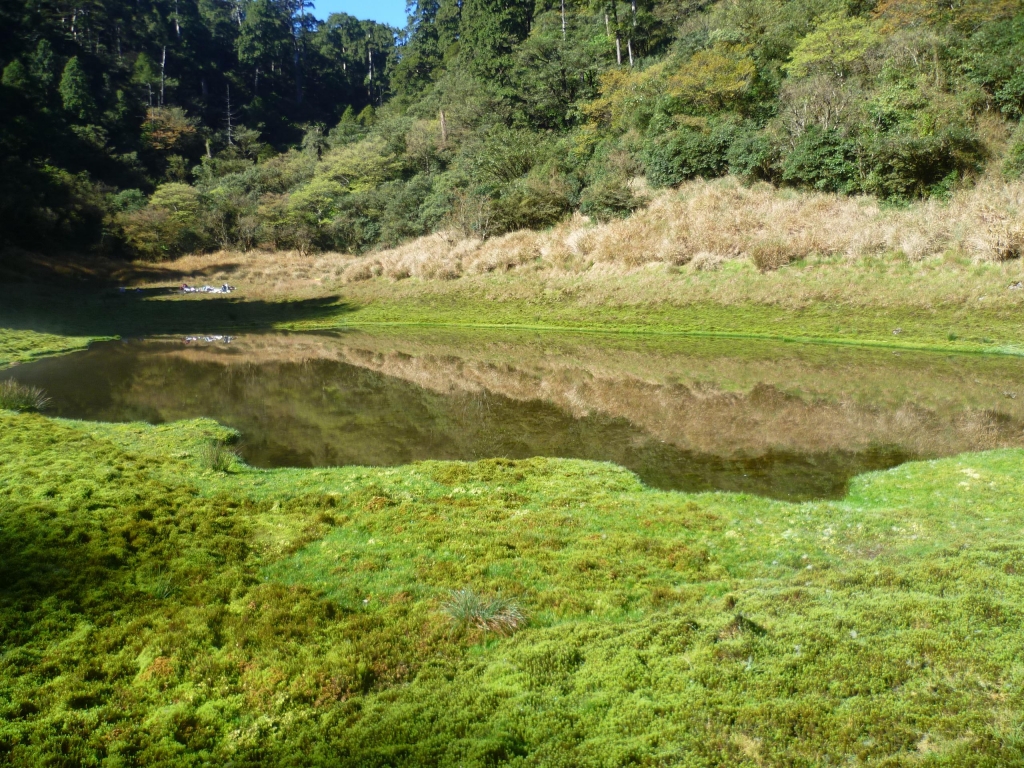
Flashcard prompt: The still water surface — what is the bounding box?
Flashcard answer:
[5,330,1024,501]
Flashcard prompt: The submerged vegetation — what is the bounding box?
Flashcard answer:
[1,411,1024,764]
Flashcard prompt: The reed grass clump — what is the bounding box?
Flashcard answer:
[441,588,526,637]
[0,379,50,412]
[323,177,1024,282]
[198,439,239,472]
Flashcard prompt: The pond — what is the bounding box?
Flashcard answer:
[4,329,1024,501]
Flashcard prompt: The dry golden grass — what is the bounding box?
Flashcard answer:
[335,176,1024,279]
[138,176,1024,311]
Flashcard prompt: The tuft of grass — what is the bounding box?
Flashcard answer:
[197,439,239,471]
[0,379,50,412]
[748,239,793,272]
[441,588,527,637]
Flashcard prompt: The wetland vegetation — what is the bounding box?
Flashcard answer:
[4,0,1024,763]
[6,331,1024,500]
[3,326,1024,765]
[3,410,1024,765]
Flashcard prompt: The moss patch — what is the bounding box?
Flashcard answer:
[1,412,1023,764]
[0,329,97,368]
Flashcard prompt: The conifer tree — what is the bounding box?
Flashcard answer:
[59,56,95,121]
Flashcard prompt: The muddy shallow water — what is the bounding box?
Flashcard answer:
[5,329,1024,500]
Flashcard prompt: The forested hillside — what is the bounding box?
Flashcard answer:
[2,0,1023,258]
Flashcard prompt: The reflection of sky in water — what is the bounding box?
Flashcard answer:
[4,332,1024,501]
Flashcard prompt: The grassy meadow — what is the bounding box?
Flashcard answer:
[4,178,1024,363]
[1,411,1023,765]
[1,177,1024,764]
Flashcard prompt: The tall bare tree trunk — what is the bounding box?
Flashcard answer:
[368,46,375,102]
[226,84,234,145]
[561,0,566,40]
[160,45,166,106]
[629,0,637,65]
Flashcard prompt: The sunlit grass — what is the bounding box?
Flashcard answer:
[196,438,239,472]
[0,379,50,412]
[2,411,1022,763]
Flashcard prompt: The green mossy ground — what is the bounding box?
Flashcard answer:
[3,285,1024,369]
[326,296,1024,356]
[2,411,1023,766]
[0,330,97,368]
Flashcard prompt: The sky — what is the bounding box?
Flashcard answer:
[310,1,408,28]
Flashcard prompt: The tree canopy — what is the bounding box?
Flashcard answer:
[1,0,1022,256]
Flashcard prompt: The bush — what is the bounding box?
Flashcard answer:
[643,123,734,187]
[108,188,147,213]
[489,175,573,235]
[0,380,50,412]
[727,129,780,182]
[781,126,859,193]
[441,589,526,637]
[116,206,208,259]
[861,128,984,201]
[579,176,643,221]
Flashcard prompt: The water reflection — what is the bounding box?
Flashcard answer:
[4,330,1023,500]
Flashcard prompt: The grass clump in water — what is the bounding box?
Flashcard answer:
[442,588,527,637]
[0,379,50,412]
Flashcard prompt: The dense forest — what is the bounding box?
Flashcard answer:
[1,0,1023,258]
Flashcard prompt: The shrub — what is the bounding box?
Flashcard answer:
[0,380,50,412]
[643,123,734,187]
[116,206,207,260]
[579,176,643,222]
[861,128,984,201]
[108,188,148,213]
[781,126,859,193]
[441,589,526,637]
[489,175,573,234]
[1004,123,1024,180]
[727,129,781,182]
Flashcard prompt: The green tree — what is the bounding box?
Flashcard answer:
[2,60,29,90]
[59,56,95,121]
[237,0,291,96]
[786,14,880,81]
[460,0,535,80]
[30,40,57,92]
[668,44,757,113]
[132,53,161,107]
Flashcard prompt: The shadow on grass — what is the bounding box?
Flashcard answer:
[0,247,248,285]
[0,284,353,338]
